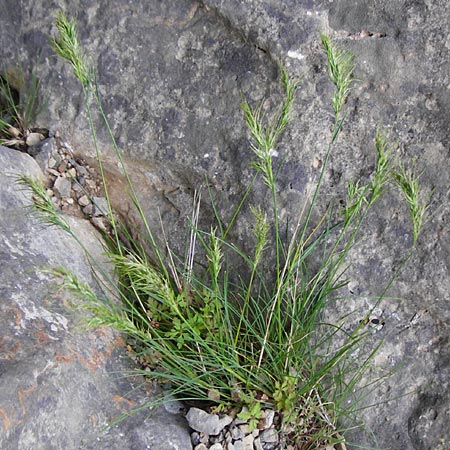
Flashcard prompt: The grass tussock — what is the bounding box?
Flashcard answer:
[0,65,45,150]
[19,12,430,448]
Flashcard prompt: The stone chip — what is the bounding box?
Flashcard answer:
[186,407,233,436]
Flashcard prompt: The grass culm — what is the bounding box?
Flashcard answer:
[19,11,430,449]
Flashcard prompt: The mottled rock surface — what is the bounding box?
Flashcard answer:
[0,146,191,450]
[1,1,450,449]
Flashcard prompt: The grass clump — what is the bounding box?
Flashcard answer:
[0,65,45,150]
[19,13,429,448]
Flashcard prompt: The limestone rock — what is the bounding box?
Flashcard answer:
[0,146,191,450]
[1,0,450,448]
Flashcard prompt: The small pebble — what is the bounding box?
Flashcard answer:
[86,179,97,190]
[26,132,44,146]
[262,410,275,430]
[260,428,278,444]
[238,424,249,435]
[254,437,263,450]
[57,161,68,173]
[48,168,61,177]
[53,176,72,198]
[48,157,57,169]
[194,444,208,450]
[199,432,209,444]
[232,440,244,450]
[78,195,90,207]
[191,432,201,446]
[76,165,88,177]
[67,168,77,178]
[92,196,108,217]
[242,434,254,450]
[231,426,244,440]
[209,432,224,444]
[209,444,223,450]
[82,204,94,216]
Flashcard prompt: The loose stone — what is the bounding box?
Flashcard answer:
[260,428,278,444]
[48,168,61,177]
[209,444,223,450]
[231,426,244,440]
[72,183,82,192]
[53,176,72,198]
[92,196,108,216]
[191,431,201,446]
[238,424,249,435]
[76,165,88,177]
[261,410,275,429]
[90,217,109,233]
[242,433,254,450]
[82,204,94,216]
[194,444,208,450]
[78,195,90,207]
[85,179,97,190]
[254,437,264,450]
[26,132,44,146]
[47,157,57,169]
[69,159,88,177]
[57,161,68,173]
[67,168,77,178]
[186,407,232,436]
[199,432,209,444]
[209,432,224,444]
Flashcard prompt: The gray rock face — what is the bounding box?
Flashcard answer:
[0,146,191,450]
[1,0,450,449]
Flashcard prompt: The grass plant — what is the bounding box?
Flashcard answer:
[0,66,43,149]
[19,12,429,448]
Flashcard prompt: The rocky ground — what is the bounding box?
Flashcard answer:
[0,143,191,450]
[1,0,450,449]
[186,407,281,450]
[1,136,350,450]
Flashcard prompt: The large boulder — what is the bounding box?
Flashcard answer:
[1,1,450,448]
[0,145,191,450]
